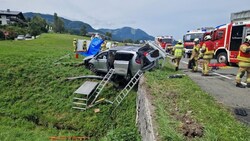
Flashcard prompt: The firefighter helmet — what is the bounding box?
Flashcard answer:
[177,40,182,44]
[245,35,250,43]
[194,38,200,43]
[204,35,211,41]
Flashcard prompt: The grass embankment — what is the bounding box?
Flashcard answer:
[145,61,250,141]
[0,33,140,141]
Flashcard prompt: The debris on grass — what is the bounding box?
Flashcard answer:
[94,108,100,113]
[168,74,186,79]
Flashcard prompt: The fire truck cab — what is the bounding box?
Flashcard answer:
[212,10,250,64]
[155,36,173,51]
[183,28,213,58]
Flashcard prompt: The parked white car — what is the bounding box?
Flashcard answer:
[16,35,25,40]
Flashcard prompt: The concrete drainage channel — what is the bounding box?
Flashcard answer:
[136,76,158,141]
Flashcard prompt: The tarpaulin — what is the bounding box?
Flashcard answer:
[78,37,104,57]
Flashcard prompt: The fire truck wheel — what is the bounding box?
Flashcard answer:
[217,52,228,64]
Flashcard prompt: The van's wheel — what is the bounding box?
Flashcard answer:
[217,52,228,64]
[125,71,132,81]
[88,64,97,73]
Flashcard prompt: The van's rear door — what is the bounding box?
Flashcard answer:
[113,52,134,76]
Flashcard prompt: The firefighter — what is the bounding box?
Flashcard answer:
[199,35,214,76]
[235,35,250,88]
[82,40,87,52]
[73,38,77,52]
[189,38,201,72]
[172,40,184,71]
[101,41,107,51]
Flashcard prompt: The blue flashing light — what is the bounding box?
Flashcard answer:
[215,24,226,29]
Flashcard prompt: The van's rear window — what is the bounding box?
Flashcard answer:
[115,53,134,61]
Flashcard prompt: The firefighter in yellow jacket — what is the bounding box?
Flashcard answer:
[199,35,214,76]
[73,38,77,52]
[235,35,250,88]
[82,40,87,52]
[190,38,201,72]
[172,40,184,71]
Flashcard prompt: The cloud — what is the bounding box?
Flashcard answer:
[1,0,250,39]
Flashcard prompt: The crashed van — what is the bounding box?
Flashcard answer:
[83,44,160,80]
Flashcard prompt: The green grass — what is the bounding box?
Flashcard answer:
[0,33,140,141]
[145,61,250,141]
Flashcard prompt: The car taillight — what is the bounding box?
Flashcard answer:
[143,52,149,56]
[135,58,141,64]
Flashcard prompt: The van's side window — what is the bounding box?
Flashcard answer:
[115,53,134,61]
[96,52,107,59]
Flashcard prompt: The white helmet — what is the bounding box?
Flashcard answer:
[177,39,182,44]
[245,35,250,42]
[204,35,211,41]
[194,38,199,43]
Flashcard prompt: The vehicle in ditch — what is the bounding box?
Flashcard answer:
[83,44,160,81]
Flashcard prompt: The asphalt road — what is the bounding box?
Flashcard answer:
[167,55,250,124]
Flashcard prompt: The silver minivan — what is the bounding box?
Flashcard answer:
[83,45,160,80]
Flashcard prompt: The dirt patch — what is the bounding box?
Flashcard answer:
[158,98,203,137]
[166,92,204,138]
[177,111,204,138]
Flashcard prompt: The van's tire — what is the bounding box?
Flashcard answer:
[125,71,132,81]
[217,52,228,64]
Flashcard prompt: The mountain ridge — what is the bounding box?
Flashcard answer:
[23,12,154,41]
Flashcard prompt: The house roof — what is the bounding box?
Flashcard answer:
[0,9,26,21]
[0,10,21,15]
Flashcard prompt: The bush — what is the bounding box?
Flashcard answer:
[0,30,5,40]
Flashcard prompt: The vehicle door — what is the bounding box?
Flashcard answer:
[94,51,108,72]
[113,52,133,76]
[138,45,160,66]
[212,29,225,49]
[243,25,250,40]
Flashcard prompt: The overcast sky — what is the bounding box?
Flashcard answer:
[1,0,250,39]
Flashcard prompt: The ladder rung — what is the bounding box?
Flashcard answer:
[72,107,86,110]
[73,97,87,101]
[73,102,86,105]
[122,93,126,98]
[116,99,120,104]
[118,96,123,101]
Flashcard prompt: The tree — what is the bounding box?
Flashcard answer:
[134,40,140,44]
[0,30,5,40]
[53,13,65,33]
[105,32,112,40]
[123,39,133,43]
[80,25,87,36]
[28,15,48,37]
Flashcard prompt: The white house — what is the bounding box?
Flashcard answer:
[0,9,26,25]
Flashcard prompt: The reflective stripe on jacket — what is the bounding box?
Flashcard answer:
[237,43,250,65]
[191,44,200,60]
[202,40,214,59]
[174,44,184,58]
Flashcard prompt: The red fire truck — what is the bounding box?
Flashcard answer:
[183,28,213,58]
[212,10,250,64]
[155,36,173,51]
